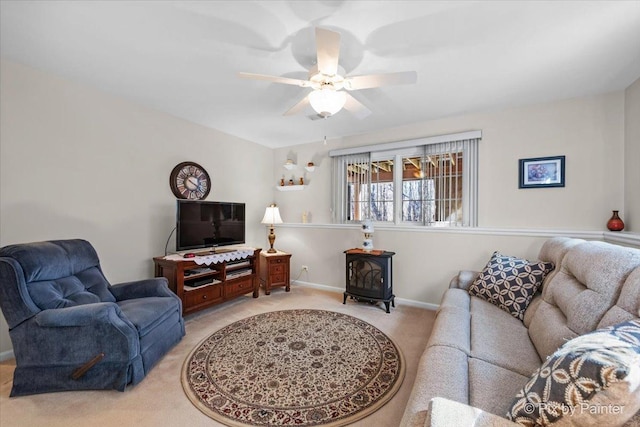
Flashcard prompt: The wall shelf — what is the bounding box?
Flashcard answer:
[276,185,307,191]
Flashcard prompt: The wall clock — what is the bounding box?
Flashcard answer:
[170,161,211,200]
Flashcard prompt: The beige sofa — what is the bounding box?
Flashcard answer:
[400,237,640,427]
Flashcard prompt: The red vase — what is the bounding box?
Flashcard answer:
[607,210,625,231]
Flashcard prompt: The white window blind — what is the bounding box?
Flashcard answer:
[331,152,371,223]
[330,132,480,227]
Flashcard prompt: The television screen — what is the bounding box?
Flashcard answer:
[176,200,246,251]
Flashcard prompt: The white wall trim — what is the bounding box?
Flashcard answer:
[279,223,605,239]
[293,280,344,293]
[603,231,640,248]
[393,297,440,311]
[280,223,640,247]
[294,280,439,311]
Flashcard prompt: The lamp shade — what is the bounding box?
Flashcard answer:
[308,88,347,116]
[361,219,374,234]
[261,205,283,225]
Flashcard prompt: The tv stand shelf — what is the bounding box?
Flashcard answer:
[153,248,261,315]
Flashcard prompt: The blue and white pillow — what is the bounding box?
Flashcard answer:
[508,319,640,426]
[468,252,554,320]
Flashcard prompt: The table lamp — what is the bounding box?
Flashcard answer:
[261,204,283,253]
[362,219,374,251]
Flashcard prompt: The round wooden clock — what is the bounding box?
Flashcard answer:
[169,161,211,200]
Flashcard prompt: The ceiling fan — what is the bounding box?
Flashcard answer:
[238,27,417,119]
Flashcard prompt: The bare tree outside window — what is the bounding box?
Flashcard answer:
[331,133,479,227]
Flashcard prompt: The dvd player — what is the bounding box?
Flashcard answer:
[188,277,214,287]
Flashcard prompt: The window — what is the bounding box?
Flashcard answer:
[331,131,480,227]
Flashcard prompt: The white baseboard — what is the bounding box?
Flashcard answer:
[0,349,15,362]
[394,297,439,311]
[293,280,439,311]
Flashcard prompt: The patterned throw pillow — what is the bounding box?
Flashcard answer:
[468,252,554,320]
[507,319,640,427]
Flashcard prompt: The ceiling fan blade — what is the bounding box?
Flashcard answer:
[343,93,372,119]
[238,72,311,87]
[344,71,417,90]
[283,95,310,116]
[316,28,341,76]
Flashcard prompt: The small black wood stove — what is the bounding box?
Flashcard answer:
[343,249,395,313]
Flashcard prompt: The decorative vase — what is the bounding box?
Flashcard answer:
[606,210,625,231]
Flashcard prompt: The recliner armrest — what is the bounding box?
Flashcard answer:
[36,302,129,328]
[449,270,480,291]
[110,277,175,301]
[426,397,518,427]
[30,302,139,364]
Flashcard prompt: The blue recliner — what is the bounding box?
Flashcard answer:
[0,239,185,396]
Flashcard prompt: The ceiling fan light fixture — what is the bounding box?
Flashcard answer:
[308,88,346,116]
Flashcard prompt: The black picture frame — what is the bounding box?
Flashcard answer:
[519,156,565,189]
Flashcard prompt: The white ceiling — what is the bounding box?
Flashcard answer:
[2,1,639,149]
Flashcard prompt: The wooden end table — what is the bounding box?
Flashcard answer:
[259,250,291,295]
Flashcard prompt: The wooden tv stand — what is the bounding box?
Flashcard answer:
[153,248,261,315]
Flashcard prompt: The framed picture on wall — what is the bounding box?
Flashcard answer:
[519,156,565,189]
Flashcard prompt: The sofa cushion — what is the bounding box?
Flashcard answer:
[547,242,640,335]
[508,319,640,426]
[399,345,470,427]
[439,287,471,310]
[598,268,640,329]
[426,397,520,427]
[469,358,530,417]
[469,251,554,320]
[522,294,543,328]
[529,241,640,360]
[536,237,585,301]
[470,297,542,377]
[431,290,542,377]
[427,307,471,354]
[528,302,578,361]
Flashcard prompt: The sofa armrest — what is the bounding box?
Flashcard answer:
[110,277,175,301]
[425,398,518,427]
[449,270,480,291]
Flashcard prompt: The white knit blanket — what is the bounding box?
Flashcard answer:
[164,249,255,265]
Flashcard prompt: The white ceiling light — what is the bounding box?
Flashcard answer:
[308,86,347,116]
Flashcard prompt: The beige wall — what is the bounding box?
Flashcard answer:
[271,92,631,309]
[276,225,569,306]
[625,77,640,232]
[0,61,274,356]
[273,93,626,228]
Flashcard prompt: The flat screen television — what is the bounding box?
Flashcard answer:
[176,200,246,251]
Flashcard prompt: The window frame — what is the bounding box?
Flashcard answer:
[330,131,480,227]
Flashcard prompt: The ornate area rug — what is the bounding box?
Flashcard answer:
[182,309,405,426]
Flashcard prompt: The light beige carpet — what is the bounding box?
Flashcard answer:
[0,286,436,427]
